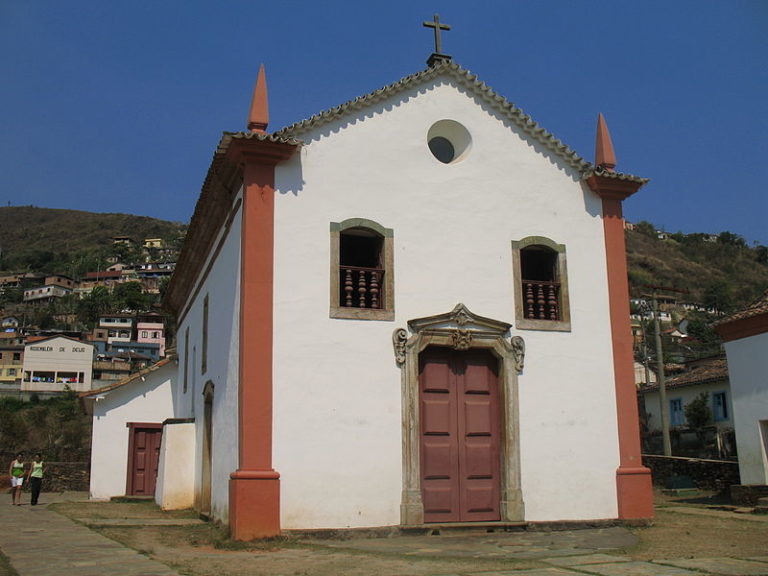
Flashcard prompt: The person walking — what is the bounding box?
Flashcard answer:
[8,452,24,506]
[27,453,44,506]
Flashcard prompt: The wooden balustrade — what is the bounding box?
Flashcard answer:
[523,280,560,321]
[341,266,384,309]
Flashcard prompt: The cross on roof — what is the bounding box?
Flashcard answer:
[423,13,452,66]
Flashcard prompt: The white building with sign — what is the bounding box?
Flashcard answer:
[21,336,94,393]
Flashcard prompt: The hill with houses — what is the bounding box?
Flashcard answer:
[0,206,186,277]
[625,222,768,314]
[1,206,766,316]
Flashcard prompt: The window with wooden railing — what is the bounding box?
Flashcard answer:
[330,219,395,321]
[512,237,571,331]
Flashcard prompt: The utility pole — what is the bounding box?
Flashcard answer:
[651,290,672,456]
[645,285,689,457]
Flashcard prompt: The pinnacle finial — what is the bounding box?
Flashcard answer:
[247,64,269,133]
[595,113,617,172]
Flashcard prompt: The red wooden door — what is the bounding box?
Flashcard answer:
[419,347,501,523]
[127,425,163,496]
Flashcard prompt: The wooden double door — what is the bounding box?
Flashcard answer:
[419,346,501,523]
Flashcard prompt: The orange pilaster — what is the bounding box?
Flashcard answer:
[227,139,296,540]
[589,176,654,520]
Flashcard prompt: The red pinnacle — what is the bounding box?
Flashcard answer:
[595,113,617,172]
[247,64,269,133]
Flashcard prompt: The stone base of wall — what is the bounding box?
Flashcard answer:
[730,484,768,506]
[642,455,740,492]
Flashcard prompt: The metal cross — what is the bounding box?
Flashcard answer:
[423,13,451,55]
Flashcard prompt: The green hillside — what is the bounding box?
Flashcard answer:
[0,206,186,276]
[626,222,768,313]
[1,207,766,315]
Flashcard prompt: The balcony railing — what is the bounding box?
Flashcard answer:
[523,280,561,321]
[340,266,384,309]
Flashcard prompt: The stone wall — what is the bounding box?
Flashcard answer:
[642,455,740,492]
[730,484,768,506]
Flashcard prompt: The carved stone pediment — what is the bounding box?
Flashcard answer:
[407,303,512,338]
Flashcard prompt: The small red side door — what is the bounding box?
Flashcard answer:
[127,424,163,496]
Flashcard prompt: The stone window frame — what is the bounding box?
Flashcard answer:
[330,218,394,321]
[511,236,571,332]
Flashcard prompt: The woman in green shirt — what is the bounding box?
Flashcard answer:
[27,453,44,506]
[8,452,24,506]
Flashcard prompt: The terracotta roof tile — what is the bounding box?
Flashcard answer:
[641,358,728,392]
[717,290,768,325]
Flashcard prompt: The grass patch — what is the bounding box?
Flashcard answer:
[0,550,19,576]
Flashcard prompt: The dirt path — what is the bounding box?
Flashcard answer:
[49,492,768,576]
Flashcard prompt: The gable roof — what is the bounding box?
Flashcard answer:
[80,353,176,399]
[273,59,647,183]
[165,60,648,319]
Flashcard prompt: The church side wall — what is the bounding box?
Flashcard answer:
[725,333,768,485]
[89,374,173,500]
[176,193,243,525]
[272,82,620,527]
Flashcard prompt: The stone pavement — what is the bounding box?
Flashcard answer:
[2,492,768,576]
[309,525,768,576]
[0,492,181,576]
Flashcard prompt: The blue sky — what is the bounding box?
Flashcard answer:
[2,1,766,245]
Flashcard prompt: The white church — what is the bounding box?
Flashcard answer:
[126,27,654,540]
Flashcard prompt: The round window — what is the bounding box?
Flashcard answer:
[427,120,472,164]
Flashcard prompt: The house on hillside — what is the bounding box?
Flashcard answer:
[136,312,167,357]
[159,48,653,539]
[21,335,93,395]
[637,356,734,458]
[715,291,768,486]
[0,332,24,394]
[22,275,76,304]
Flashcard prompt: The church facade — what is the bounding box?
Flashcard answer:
[164,57,653,539]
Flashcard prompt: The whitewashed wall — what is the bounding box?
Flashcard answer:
[176,196,243,525]
[155,420,196,509]
[88,365,175,500]
[725,332,768,484]
[272,79,619,527]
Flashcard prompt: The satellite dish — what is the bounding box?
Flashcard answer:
[678,319,689,335]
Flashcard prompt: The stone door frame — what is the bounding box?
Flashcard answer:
[393,303,525,525]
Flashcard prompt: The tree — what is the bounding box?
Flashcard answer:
[77,285,112,327]
[717,231,746,248]
[703,280,734,313]
[684,392,712,441]
[635,221,657,238]
[756,245,768,265]
[113,281,151,311]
